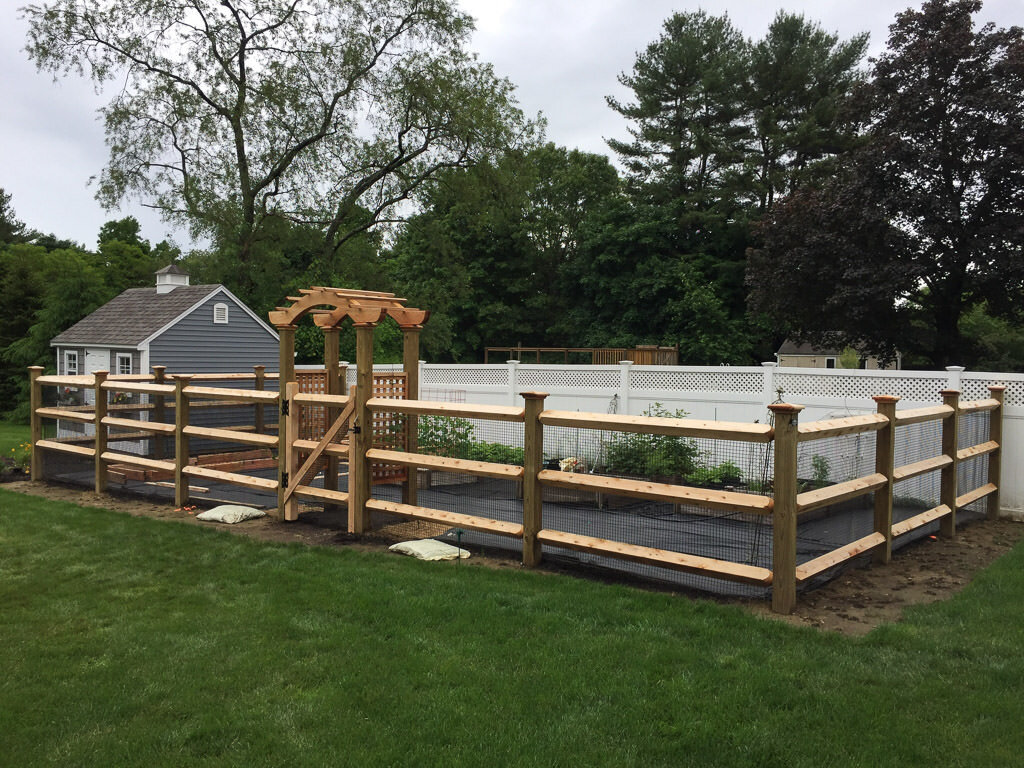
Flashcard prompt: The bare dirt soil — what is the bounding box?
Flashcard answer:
[6,479,1023,637]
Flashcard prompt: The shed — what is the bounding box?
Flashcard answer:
[775,340,901,370]
[51,265,279,379]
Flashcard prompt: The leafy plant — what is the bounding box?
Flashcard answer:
[417,415,474,459]
[810,454,831,489]
[604,403,699,479]
[466,441,524,466]
[686,460,743,487]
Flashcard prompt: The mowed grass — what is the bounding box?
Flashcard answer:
[2,488,1024,767]
[0,419,30,455]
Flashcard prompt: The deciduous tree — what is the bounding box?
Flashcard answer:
[23,0,531,291]
[749,0,1024,367]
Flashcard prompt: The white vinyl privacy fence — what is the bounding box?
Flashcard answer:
[351,361,1024,514]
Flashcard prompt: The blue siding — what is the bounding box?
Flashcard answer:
[148,291,279,374]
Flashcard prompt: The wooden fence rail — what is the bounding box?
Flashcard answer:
[28,366,1006,614]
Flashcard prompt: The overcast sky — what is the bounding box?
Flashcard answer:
[1,0,1020,249]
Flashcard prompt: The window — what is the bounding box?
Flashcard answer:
[116,353,133,376]
[825,358,836,369]
[64,350,78,375]
[213,302,229,324]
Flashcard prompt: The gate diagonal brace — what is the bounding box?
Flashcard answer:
[284,399,355,504]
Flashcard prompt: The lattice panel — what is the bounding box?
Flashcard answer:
[630,369,762,393]
[961,375,1023,407]
[296,370,328,441]
[296,370,408,484]
[776,372,947,403]
[421,366,510,387]
[518,368,619,388]
[370,372,408,485]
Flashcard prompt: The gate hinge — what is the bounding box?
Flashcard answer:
[282,471,290,487]
[281,399,290,416]
[351,425,361,434]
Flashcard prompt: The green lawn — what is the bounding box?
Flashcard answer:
[2,487,1023,766]
[0,419,30,455]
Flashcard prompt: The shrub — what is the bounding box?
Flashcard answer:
[604,403,699,478]
[417,415,474,458]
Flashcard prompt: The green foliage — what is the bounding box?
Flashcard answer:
[417,415,475,459]
[686,460,744,487]
[810,454,831,489]
[415,414,523,464]
[838,347,861,369]
[604,403,699,478]
[750,0,1024,368]
[388,144,621,361]
[24,0,532,285]
[466,441,524,466]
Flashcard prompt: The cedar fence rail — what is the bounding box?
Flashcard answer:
[28,364,1005,614]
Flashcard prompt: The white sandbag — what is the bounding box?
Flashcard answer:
[389,539,470,561]
[195,505,266,524]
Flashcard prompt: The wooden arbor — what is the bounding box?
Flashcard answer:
[268,287,429,528]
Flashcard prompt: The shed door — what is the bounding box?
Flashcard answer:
[83,348,109,405]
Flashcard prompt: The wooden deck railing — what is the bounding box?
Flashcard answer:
[28,366,1006,614]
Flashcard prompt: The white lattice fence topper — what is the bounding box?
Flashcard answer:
[518,367,619,389]
[421,365,509,387]
[962,374,1024,407]
[631,368,763,393]
[776,372,948,403]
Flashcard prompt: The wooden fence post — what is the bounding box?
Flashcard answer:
[987,385,1005,520]
[940,389,960,539]
[151,366,167,459]
[174,376,192,509]
[348,322,375,534]
[28,366,44,481]
[253,365,265,435]
[283,380,300,521]
[522,391,548,567]
[93,371,109,493]
[872,395,899,565]
[769,403,803,614]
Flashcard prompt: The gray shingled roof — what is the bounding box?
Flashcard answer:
[51,285,221,347]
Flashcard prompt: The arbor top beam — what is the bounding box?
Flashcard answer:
[268,285,426,329]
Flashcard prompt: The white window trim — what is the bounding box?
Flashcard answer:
[213,302,229,324]
[116,353,133,376]
[64,350,79,375]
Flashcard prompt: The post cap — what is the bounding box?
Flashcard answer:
[872,395,900,404]
[988,385,1007,393]
[767,403,804,414]
[939,389,960,397]
[520,391,549,400]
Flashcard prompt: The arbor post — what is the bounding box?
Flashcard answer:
[401,323,422,506]
[323,329,340,503]
[29,366,44,481]
[769,403,803,614]
[283,381,301,521]
[940,389,960,539]
[349,322,376,534]
[93,371,109,493]
[276,325,296,515]
[522,391,548,567]
[872,396,899,564]
[987,386,1005,520]
[174,375,192,509]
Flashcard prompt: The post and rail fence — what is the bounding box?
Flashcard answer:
[28,364,1005,613]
